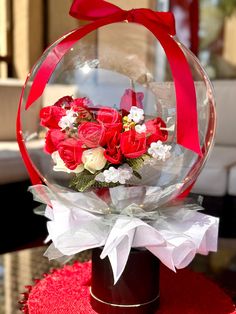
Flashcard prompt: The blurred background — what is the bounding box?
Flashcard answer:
[0,0,236,313]
[2,0,236,79]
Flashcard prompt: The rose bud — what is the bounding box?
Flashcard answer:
[82,147,107,174]
[58,138,84,170]
[97,107,122,124]
[146,117,168,146]
[120,89,144,114]
[120,129,146,159]
[40,106,66,129]
[45,129,66,154]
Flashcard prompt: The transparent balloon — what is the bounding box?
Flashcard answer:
[19,23,216,210]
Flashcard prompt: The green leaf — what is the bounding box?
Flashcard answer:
[141,154,150,161]
[69,170,96,192]
[133,170,142,180]
[126,156,146,171]
[92,181,120,189]
[126,157,142,171]
[69,170,120,192]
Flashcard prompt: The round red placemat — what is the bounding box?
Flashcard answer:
[21,261,236,314]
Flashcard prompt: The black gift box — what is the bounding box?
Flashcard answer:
[90,248,160,314]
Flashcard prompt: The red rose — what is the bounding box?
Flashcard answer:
[102,123,122,145]
[146,117,168,146]
[78,122,105,148]
[45,129,66,154]
[104,132,122,164]
[71,97,91,109]
[104,146,122,164]
[97,107,122,124]
[71,98,92,122]
[54,96,74,109]
[40,106,66,129]
[58,138,84,170]
[120,129,146,159]
[120,89,144,114]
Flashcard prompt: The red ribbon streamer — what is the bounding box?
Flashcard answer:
[16,77,43,185]
[17,0,202,186]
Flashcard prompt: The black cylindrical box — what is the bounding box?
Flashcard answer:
[90,248,160,314]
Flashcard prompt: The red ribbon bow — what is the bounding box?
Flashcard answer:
[70,0,176,35]
[17,0,202,185]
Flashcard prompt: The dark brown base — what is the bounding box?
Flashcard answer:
[90,248,160,314]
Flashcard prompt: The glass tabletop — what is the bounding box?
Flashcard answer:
[0,239,235,314]
[0,246,91,314]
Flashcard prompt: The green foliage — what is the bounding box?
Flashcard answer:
[69,155,149,192]
[126,155,149,172]
[133,170,142,180]
[69,170,96,192]
[69,170,119,192]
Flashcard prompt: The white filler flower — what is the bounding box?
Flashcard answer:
[148,140,171,161]
[95,164,133,184]
[135,124,147,134]
[58,110,77,129]
[128,106,144,123]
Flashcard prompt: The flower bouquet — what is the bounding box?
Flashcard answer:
[17,1,219,313]
[40,90,171,192]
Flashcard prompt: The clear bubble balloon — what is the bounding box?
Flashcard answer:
[19,23,216,209]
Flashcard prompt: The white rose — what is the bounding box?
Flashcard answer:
[82,147,107,174]
[52,151,84,173]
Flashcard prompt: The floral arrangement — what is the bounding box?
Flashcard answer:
[40,89,172,192]
[35,87,218,287]
[16,1,220,313]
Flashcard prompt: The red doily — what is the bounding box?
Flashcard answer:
[20,261,236,314]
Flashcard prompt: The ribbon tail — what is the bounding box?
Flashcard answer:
[162,35,202,156]
[134,12,202,156]
[25,15,125,110]
[25,28,79,110]
[16,80,43,185]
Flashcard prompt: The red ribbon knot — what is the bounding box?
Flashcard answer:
[126,9,135,23]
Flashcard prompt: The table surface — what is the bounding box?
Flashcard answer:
[0,239,236,314]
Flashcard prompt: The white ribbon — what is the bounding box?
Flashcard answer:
[29,184,219,284]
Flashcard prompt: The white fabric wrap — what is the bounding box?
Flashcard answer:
[29,184,219,284]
